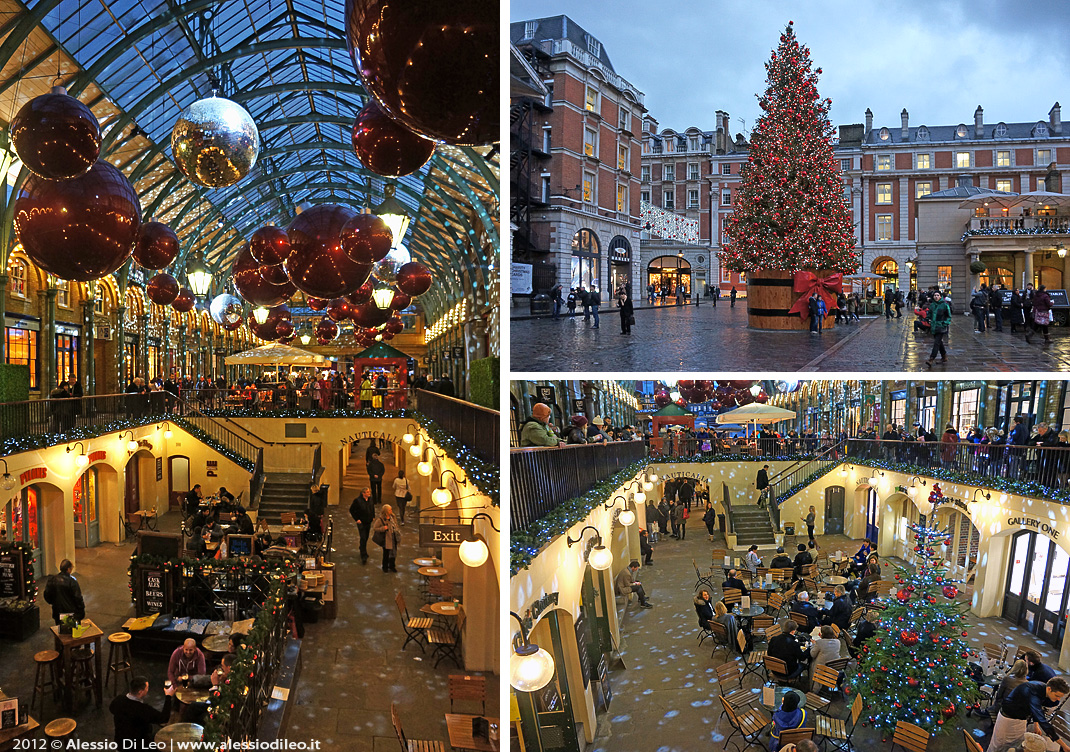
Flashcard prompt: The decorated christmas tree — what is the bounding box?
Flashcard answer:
[720,22,857,273]
[846,519,979,735]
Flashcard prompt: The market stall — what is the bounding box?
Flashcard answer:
[351,342,412,409]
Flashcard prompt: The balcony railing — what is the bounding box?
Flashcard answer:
[415,389,499,465]
[0,391,169,447]
[511,440,647,532]
[965,216,1070,235]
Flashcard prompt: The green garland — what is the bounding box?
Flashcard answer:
[510,461,646,576]
[0,541,37,606]
[126,553,299,603]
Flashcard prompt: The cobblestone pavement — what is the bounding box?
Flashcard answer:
[588,523,1042,752]
[510,303,1070,372]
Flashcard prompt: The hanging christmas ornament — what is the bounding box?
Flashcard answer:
[14,161,141,281]
[133,221,180,270]
[274,319,295,339]
[326,298,354,322]
[248,310,277,340]
[384,317,405,335]
[943,585,959,599]
[306,297,329,312]
[395,261,432,296]
[371,245,410,285]
[340,212,394,264]
[350,301,393,328]
[344,0,497,145]
[654,390,671,409]
[223,317,242,332]
[232,242,293,307]
[390,289,412,310]
[345,279,375,306]
[146,273,180,306]
[249,226,291,266]
[171,287,196,313]
[277,333,296,345]
[209,293,244,325]
[259,263,290,286]
[315,317,338,343]
[11,86,101,179]
[171,93,260,188]
[284,204,372,299]
[350,100,436,177]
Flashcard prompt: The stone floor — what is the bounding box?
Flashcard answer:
[0,438,499,749]
[587,522,1058,752]
[509,302,1070,372]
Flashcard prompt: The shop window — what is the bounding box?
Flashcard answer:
[571,229,601,292]
[951,387,979,435]
[873,258,898,297]
[647,255,691,298]
[8,259,27,298]
[937,265,952,293]
[5,327,38,388]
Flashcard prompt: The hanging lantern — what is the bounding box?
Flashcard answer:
[185,249,213,297]
[133,221,180,270]
[371,283,395,310]
[372,184,411,248]
[14,161,141,281]
[458,537,488,568]
[171,93,260,188]
[252,307,270,325]
[340,212,394,264]
[350,100,436,177]
[284,204,372,299]
[146,273,180,306]
[11,86,101,179]
[344,0,497,145]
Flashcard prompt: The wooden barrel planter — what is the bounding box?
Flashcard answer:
[746,269,837,331]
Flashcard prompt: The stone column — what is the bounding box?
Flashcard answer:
[40,288,57,390]
[138,314,149,380]
[161,320,171,378]
[178,324,187,378]
[82,300,95,394]
[115,305,127,389]
[1023,249,1036,289]
[0,274,7,363]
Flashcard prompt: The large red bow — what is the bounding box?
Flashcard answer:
[788,271,843,319]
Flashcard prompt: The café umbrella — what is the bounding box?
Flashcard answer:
[715,403,796,441]
[223,343,329,366]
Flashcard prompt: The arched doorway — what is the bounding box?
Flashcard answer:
[72,467,100,548]
[1002,529,1070,647]
[1035,265,1063,290]
[872,257,898,297]
[571,229,601,292]
[3,486,42,577]
[6,483,65,576]
[169,456,190,512]
[608,236,632,295]
[979,266,1013,289]
[124,450,158,537]
[864,488,879,542]
[647,256,691,298]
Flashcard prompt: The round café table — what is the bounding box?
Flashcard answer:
[823,575,848,586]
[175,687,212,705]
[201,634,231,654]
[418,566,447,578]
[735,604,764,633]
[761,686,807,712]
[429,601,462,616]
[414,557,440,568]
[156,723,204,743]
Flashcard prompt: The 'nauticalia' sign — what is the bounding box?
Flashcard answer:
[1007,516,1061,539]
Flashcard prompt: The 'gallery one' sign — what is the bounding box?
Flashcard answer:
[1007,516,1061,539]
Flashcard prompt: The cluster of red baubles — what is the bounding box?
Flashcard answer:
[652,380,768,411]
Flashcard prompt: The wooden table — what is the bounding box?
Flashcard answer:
[175,687,212,705]
[823,575,848,586]
[156,722,204,743]
[51,619,103,712]
[0,691,38,752]
[201,634,231,654]
[418,567,447,578]
[413,557,440,567]
[445,713,499,752]
[429,602,463,617]
[129,509,158,531]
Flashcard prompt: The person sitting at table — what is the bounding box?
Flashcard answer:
[852,610,880,654]
[792,591,822,631]
[201,518,224,542]
[770,546,793,570]
[228,633,246,654]
[976,659,1029,722]
[989,676,1070,752]
[768,619,810,682]
[217,486,236,511]
[855,562,882,602]
[822,585,853,631]
[234,506,254,535]
[694,589,715,629]
[850,539,875,575]
[183,484,203,518]
[769,690,809,752]
[792,543,813,582]
[723,568,750,596]
[167,638,206,686]
[211,654,235,687]
[809,625,844,679]
[43,558,85,625]
[745,544,762,577]
[1025,650,1058,682]
[110,676,175,747]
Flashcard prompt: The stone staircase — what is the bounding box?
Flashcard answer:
[730,504,777,546]
[256,472,313,523]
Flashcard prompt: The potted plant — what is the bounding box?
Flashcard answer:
[59,614,79,635]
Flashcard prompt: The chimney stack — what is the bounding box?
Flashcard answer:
[1051,102,1062,135]
[901,108,909,141]
[864,108,873,138]
[974,105,984,138]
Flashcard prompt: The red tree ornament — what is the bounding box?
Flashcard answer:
[171,288,196,313]
[249,226,291,266]
[350,101,436,177]
[341,213,394,264]
[900,631,919,646]
[11,87,101,179]
[395,262,433,296]
[233,243,294,307]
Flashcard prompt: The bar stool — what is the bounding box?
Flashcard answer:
[31,650,61,717]
[69,646,96,701]
[106,632,134,689]
[44,718,77,744]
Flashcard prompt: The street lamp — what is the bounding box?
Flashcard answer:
[0,459,14,491]
[120,431,138,453]
[374,183,411,247]
[186,249,213,298]
[509,612,555,692]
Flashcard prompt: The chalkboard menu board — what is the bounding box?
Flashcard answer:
[1048,289,1070,308]
[998,289,1014,307]
[574,611,592,688]
[139,568,171,615]
[137,532,181,559]
[227,534,253,557]
[0,549,25,599]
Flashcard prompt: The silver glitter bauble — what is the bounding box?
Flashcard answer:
[209,293,245,326]
[171,94,260,188]
[371,244,410,285]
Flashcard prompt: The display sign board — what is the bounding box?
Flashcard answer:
[1048,289,1070,308]
[418,524,475,548]
[534,385,556,405]
[451,346,465,359]
[572,399,586,414]
[0,549,25,598]
[156,457,163,481]
[226,534,253,557]
[138,567,172,614]
[137,532,181,559]
[511,263,533,295]
[574,612,591,688]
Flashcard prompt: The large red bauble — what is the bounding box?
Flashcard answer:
[900,630,919,646]
[277,333,296,345]
[315,317,338,342]
[267,304,292,324]
[223,317,243,331]
[390,289,412,310]
[695,380,714,392]
[709,400,722,411]
[384,317,405,335]
[678,380,695,391]
[172,288,195,313]
[344,0,497,146]
[327,298,354,322]
[351,302,393,328]
[395,262,432,296]
[14,161,140,281]
[653,391,671,408]
[755,391,769,404]
[350,101,436,177]
[232,243,294,307]
[247,311,277,340]
[249,226,291,266]
[146,273,179,305]
[133,221,180,270]
[259,263,290,286]
[284,204,372,299]
[11,88,101,179]
[274,319,295,339]
[340,212,394,264]
[307,297,329,312]
[345,279,374,305]
[381,331,395,341]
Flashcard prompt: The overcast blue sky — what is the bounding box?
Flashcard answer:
[510,0,1070,137]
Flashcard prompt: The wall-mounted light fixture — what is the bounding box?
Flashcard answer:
[566,525,612,571]
[66,441,89,469]
[401,423,419,445]
[458,512,499,568]
[432,469,467,508]
[120,431,138,453]
[509,612,555,692]
[0,459,13,491]
[905,476,927,499]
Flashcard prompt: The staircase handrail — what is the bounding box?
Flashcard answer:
[171,393,276,446]
[767,439,848,530]
[764,439,844,487]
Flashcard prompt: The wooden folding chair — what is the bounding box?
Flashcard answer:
[280,512,297,525]
[849,606,863,627]
[812,664,843,703]
[751,616,774,644]
[723,587,743,607]
[709,620,733,662]
[694,559,715,591]
[815,691,863,751]
[816,550,832,572]
[805,562,820,581]
[764,655,807,689]
[749,589,769,607]
[448,674,486,714]
[395,592,432,653]
[426,611,465,669]
[889,720,929,752]
[961,729,984,752]
[738,629,766,682]
[755,567,768,582]
[767,593,785,616]
[789,611,811,631]
[718,695,769,752]
[712,549,729,565]
[803,578,819,595]
[714,660,757,719]
[777,728,815,747]
[391,701,445,752]
[983,642,1008,672]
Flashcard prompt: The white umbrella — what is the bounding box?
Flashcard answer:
[715,404,796,425]
[1004,190,1070,210]
[224,343,329,366]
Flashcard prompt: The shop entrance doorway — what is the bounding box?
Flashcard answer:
[824,486,844,535]
[1002,530,1070,647]
[864,488,880,542]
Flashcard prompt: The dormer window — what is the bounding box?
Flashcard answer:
[955,124,968,138]
[585,34,601,57]
[1034,121,1049,137]
[878,127,890,141]
[994,123,1008,138]
[916,126,930,141]
[524,21,536,39]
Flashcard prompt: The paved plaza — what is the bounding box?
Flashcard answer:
[510,303,1070,372]
[590,523,1048,752]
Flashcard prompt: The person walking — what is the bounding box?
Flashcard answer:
[895,289,904,318]
[1010,288,1025,333]
[392,469,412,525]
[366,449,385,506]
[756,464,771,508]
[579,286,590,322]
[1027,285,1053,346]
[550,284,563,320]
[925,291,952,368]
[620,292,634,335]
[43,558,85,625]
[588,286,601,329]
[703,502,718,541]
[730,286,737,308]
[647,283,655,305]
[372,503,401,572]
[348,487,376,565]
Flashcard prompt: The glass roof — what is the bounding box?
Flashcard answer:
[0,0,499,322]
